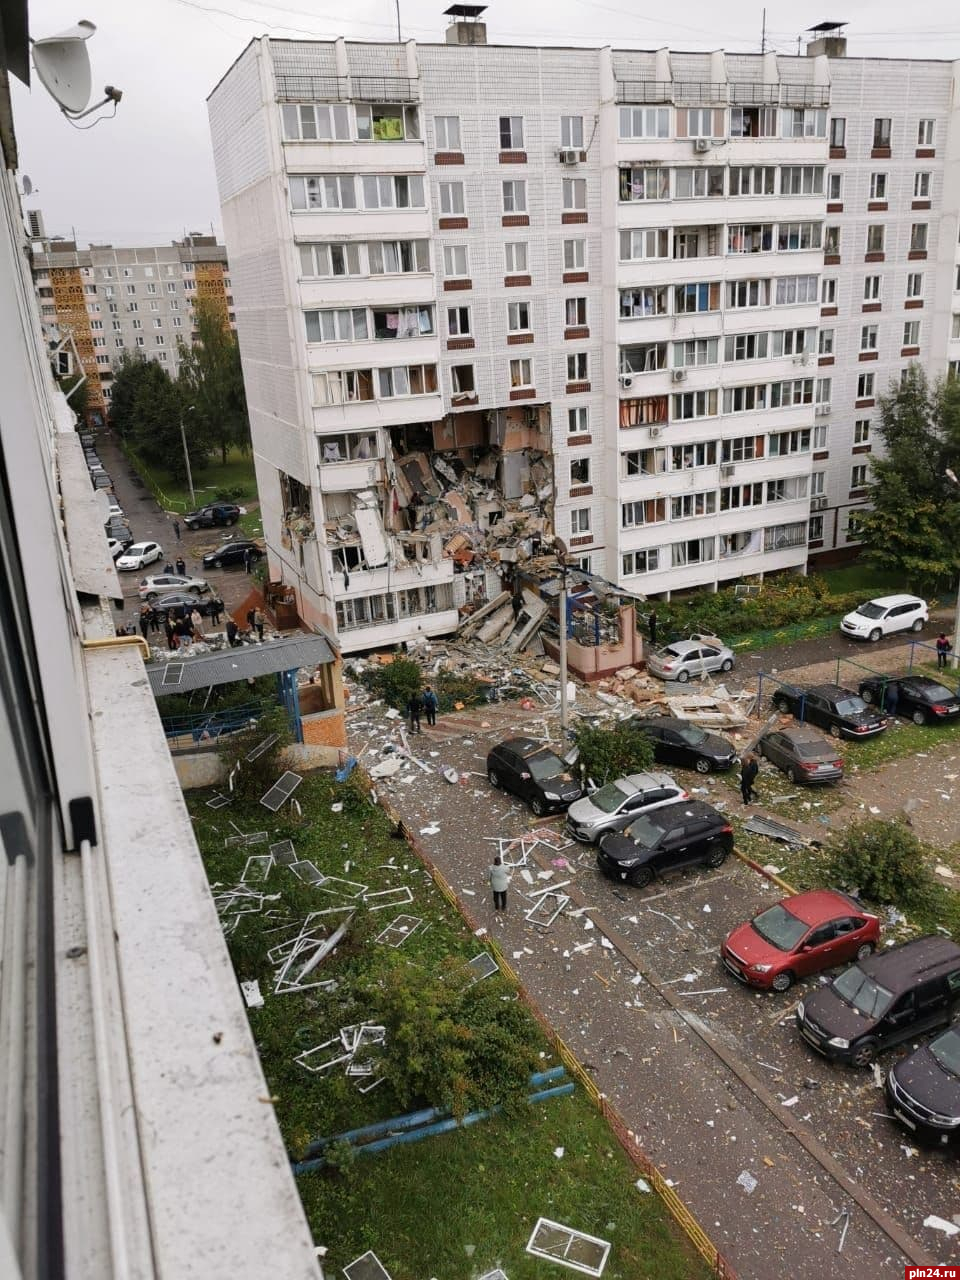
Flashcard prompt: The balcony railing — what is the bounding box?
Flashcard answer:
[616,80,829,108]
[274,69,419,103]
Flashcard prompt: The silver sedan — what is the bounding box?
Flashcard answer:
[646,636,735,683]
[565,771,688,843]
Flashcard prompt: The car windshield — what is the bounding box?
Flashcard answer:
[588,782,631,813]
[929,1031,960,1077]
[751,904,808,952]
[677,725,707,746]
[855,603,885,619]
[622,814,664,848]
[526,749,566,781]
[834,697,867,715]
[831,965,893,1018]
[923,683,953,702]
[658,645,683,659]
[794,740,830,759]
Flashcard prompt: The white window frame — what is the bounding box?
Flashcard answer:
[501,179,527,214]
[435,115,461,150]
[561,177,587,211]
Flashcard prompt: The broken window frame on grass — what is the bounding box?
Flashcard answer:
[343,1250,394,1280]
[260,771,304,811]
[525,1218,611,1277]
[374,914,424,947]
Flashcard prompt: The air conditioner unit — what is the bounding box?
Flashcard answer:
[618,374,633,389]
[648,425,662,439]
[671,368,687,383]
[811,495,828,510]
[558,149,580,165]
[720,463,736,478]
[816,403,832,416]
[693,138,711,153]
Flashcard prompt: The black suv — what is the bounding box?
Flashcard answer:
[886,1027,960,1145]
[632,716,736,775]
[597,799,733,888]
[486,737,582,816]
[858,674,960,725]
[184,503,241,530]
[771,682,887,739]
[201,540,263,570]
[796,935,960,1068]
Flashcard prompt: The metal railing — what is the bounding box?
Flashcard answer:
[274,71,419,103]
[616,79,828,108]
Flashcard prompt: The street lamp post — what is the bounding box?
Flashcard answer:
[554,537,569,733]
[180,405,196,508]
[947,469,960,669]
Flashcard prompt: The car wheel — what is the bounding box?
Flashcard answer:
[146,592,158,601]
[676,669,690,684]
[912,709,927,726]
[856,942,875,961]
[703,842,728,869]
[530,797,546,817]
[189,586,201,594]
[720,658,734,673]
[829,723,842,738]
[488,769,501,789]
[628,865,654,889]
[850,1038,880,1068]
[774,695,790,713]
[771,971,794,993]
[911,618,924,632]
[868,628,882,642]
[213,559,223,569]
[186,523,198,531]
[861,686,875,704]
[787,767,800,784]
[694,756,712,774]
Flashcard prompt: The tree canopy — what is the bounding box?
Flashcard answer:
[176,295,250,465]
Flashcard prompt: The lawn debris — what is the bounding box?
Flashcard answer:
[525,1218,611,1276]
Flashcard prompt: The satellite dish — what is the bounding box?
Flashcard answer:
[32,20,96,115]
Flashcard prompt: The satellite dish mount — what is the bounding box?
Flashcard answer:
[31,20,122,119]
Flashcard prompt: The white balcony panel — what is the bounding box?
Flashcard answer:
[283,141,426,171]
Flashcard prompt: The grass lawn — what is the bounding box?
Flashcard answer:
[815,562,905,598]
[188,766,710,1280]
[125,445,262,532]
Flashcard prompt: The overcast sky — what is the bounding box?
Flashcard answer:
[11,0,960,246]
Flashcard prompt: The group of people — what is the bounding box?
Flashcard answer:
[406,685,439,733]
[117,599,267,651]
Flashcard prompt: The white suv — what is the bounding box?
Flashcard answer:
[840,594,928,642]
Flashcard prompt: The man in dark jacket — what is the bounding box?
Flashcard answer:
[408,690,424,734]
[740,753,759,805]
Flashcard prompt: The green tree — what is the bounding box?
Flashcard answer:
[572,720,654,786]
[176,295,250,465]
[107,352,152,439]
[821,816,935,910]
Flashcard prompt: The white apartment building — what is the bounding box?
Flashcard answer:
[207,18,960,651]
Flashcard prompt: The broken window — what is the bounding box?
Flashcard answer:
[672,536,715,565]
[355,103,420,141]
[621,497,666,527]
[671,440,716,469]
[372,307,433,339]
[447,306,470,337]
[299,242,363,278]
[317,433,377,464]
[622,446,666,477]
[620,343,667,374]
[377,364,438,398]
[450,365,475,396]
[622,548,659,575]
[570,457,590,485]
[305,308,368,343]
[313,369,374,405]
[620,286,667,319]
[368,239,430,274]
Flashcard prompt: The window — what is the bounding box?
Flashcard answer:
[780,166,824,195]
[92,336,106,347]
[622,498,666,528]
[567,353,588,381]
[565,297,587,326]
[768,429,811,456]
[443,244,468,278]
[726,278,770,309]
[499,116,524,149]
[447,306,470,337]
[673,167,725,199]
[135,336,144,347]
[818,328,834,355]
[674,282,720,314]
[724,332,769,362]
[504,242,528,273]
[172,317,182,328]
[281,103,350,140]
[618,228,669,262]
[501,179,526,213]
[372,241,428,275]
[450,365,475,395]
[509,358,533,388]
[563,238,585,271]
[153,318,162,329]
[622,549,659,576]
[851,464,868,489]
[155,335,165,346]
[722,435,764,463]
[863,275,881,301]
[561,115,584,148]
[621,286,668,319]
[619,166,670,201]
[114,337,124,348]
[111,319,121,332]
[911,223,928,252]
[806,514,823,541]
[570,508,591,534]
[764,522,807,551]
[828,173,842,201]
[361,174,425,209]
[305,308,369,343]
[954,315,960,341]
[730,106,777,138]
[166,282,177,293]
[90,319,103,331]
[562,177,587,211]
[766,476,807,503]
[673,338,718,367]
[290,174,357,210]
[125,284,136,296]
[775,275,819,305]
[869,173,887,200]
[672,389,717,420]
[356,103,419,142]
[671,441,717,470]
[570,456,590,486]
[811,471,825,496]
[568,407,589,434]
[507,301,531,332]
[906,273,924,301]
[728,166,776,196]
[378,364,438,398]
[679,107,722,138]
[770,378,813,407]
[857,372,875,398]
[149,301,159,312]
[722,384,767,413]
[860,324,878,352]
[620,342,667,373]
[815,377,831,409]
[618,106,669,139]
[671,491,717,519]
[829,117,846,148]
[866,225,885,253]
[813,423,828,449]
[672,537,715,566]
[854,419,870,444]
[727,223,773,254]
[145,283,157,295]
[782,108,827,138]
[914,172,931,199]
[873,118,891,149]
[300,242,363,279]
[143,266,154,278]
[903,320,920,347]
[101,267,113,279]
[103,285,115,299]
[131,319,142,330]
[439,181,465,216]
[824,226,840,255]
[435,115,461,150]
[918,119,935,147]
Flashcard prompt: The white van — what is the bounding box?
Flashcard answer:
[840,594,928,642]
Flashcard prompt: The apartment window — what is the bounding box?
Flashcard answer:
[290,174,357,210]
[128,302,139,314]
[443,244,468,278]
[854,419,870,445]
[300,242,361,279]
[567,353,588,381]
[621,342,667,374]
[724,332,769,362]
[672,442,717,470]
[768,429,811,456]
[166,282,177,293]
[172,317,182,328]
[857,372,875,398]
[101,267,113,279]
[780,166,824,196]
[730,106,777,138]
[153,318,162,329]
[122,267,133,277]
[903,320,920,347]
[918,119,935,147]
[673,167,724,199]
[92,336,106,348]
[131,319,142,330]
[829,117,846,148]
[568,406,589,434]
[565,297,587,326]
[90,319,103,331]
[111,319,121,332]
[135,336,145,347]
[818,328,834,355]
[674,282,720,314]
[851,464,868,489]
[378,364,438,398]
[722,435,764,463]
[811,471,825,497]
[562,177,587,211]
[361,174,425,209]
[726,278,770,309]
[914,172,931,199]
[727,223,773,254]
[866,225,885,254]
[621,286,668,319]
[155,335,165,346]
[782,108,827,138]
[447,306,471,337]
[873,118,892,149]
[671,491,717,519]
[435,115,461,150]
[770,378,813,407]
[728,165,776,196]
[672,537,715,566]
[766,477,808,503]
[570,508,590,535]
[827,173,842,201]
[907,272,924,300]
[619,166,669,201]
[149,301,159,312]
[813,424,828,450]
[501,180,526,213]
[863,275,881,301]
[504,242,528,273]
[103,285,115,299]
[357,103,420,142]
[114,337,124,348]
[125,284,136,296]
[953,314,960,340]
[561,115,584,148]
[678,107,722,138]
[622,498,666,528]
[860,324,878,352]
[450,365,475,395]
[775,275,818,305]
[824,226,840,255]
[672,389,718,420]
[499,116,524,149]
[281,103,350,140]
[145,283,157,295]
[808,514,824,540]
[439,181,465,216]
[563,238,585,271]
[618,106,669,139]
[570,457,590,486]
[869,173,887,201]
[723,384,767,413]
[673,338,719,367]
[305,308,369,343]
[910,223,928,252]
[618,228,669,262]
[764,522,806,551]
[622,550,659,576]
[507,301,531,332]
[509,358,533,388]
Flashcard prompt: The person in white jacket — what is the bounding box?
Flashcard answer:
[488,856,510,911]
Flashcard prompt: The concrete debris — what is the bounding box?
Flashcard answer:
[736,1170,758,1195]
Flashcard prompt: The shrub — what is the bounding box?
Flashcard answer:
[820,817,936,909]
[573,721,654,787]
[216,707,291,802]
[358,656,423,712]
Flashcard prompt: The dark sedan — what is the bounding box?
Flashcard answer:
[184,503,242,530]
[201,540,263,570]
[597,799,733,889]
[887,1029,960,1145]
[632,716,737,775]
[858,674,960,726]
[486,736,582,816]
[771,682,887,739]
[756,724,843,785]
[151,592,224,619]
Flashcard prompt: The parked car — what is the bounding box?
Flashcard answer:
[201,539,263,570]
[92,474,113,490]
[106,538,124,561]
[755,724,844,785]
[886,1028,960,1145]
[840,594,928,642]
[597,799,733,889]
[104,503,124,523]
[858,674,960,725]
[105,520,133,549]
[486,736,582,816]
[632,716,737,774]
[646,635,735,683]
[721,889,881,992]
[796,935,960,1068]
[183,503,242,530]
[138,573,211,600]
[116,541,163,571]
[151,592,224,619]
[565,772,688,843]
[771,682,887,739]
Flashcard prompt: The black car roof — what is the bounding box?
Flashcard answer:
[635,716,690,729]
[806,683,857,700]
[644,799,725,824]
[501,736,558,758]
[859,935,960,989]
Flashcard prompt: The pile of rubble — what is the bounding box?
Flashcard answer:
[593,666,755,730]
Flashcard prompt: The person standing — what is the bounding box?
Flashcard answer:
[209,596,223,626]
[246,607,256,636]
[172,518,181,542]
[253,607,265,641]
[422,685,438,727]
[937,633,952,670]
[740,752,759,805]
[175,555,186,577]
[190,607,204,640]
[244,547,253,574]
[138,604,152,640]
[512,586,525,622]
[226,618,240,647]
[164,617,176,651]
[407,689,423,734]
[885,681,900,718]
[648,608,658,648]
[488,856,510,912]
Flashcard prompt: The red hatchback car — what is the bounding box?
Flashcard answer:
[721,889,881,992]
